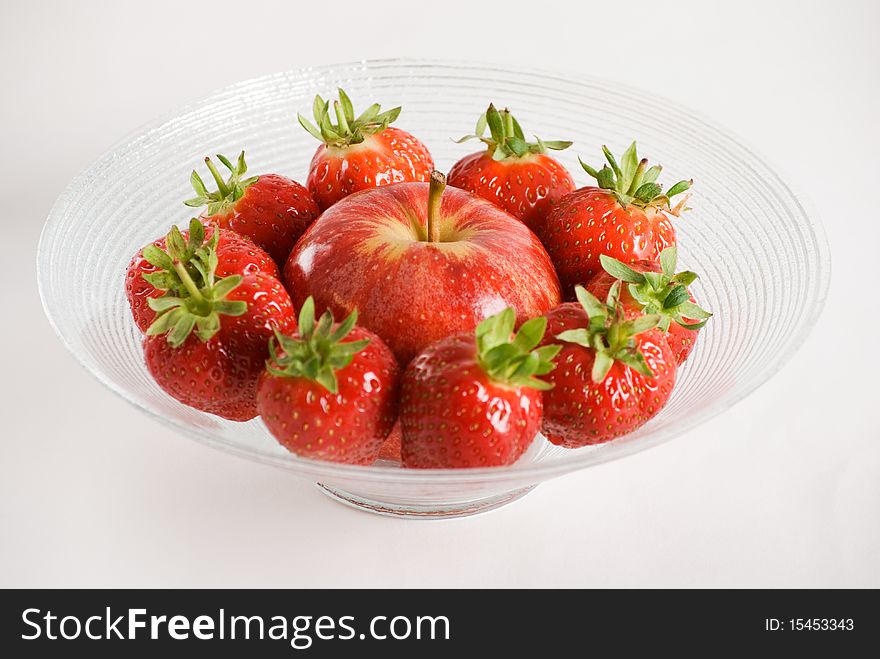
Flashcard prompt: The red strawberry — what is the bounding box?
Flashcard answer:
[298,89,433,210]
[400,308,560,469]
[257,298,399,465]
[532,142,692,296]
[143,235,295,421]
[447,104,575,231]
[185,151,319,265]
[586,247,712,363]
[540,284,677,447]
[126,218,279,333]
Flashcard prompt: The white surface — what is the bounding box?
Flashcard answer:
[1,0,877,587]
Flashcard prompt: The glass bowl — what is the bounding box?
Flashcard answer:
[37,59,830,518]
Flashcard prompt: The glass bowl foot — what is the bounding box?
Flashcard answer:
[315,483,537,519]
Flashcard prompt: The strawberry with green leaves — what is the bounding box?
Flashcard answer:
[143,228,296,421]
[587,246,712,363]
[126,218,279,333]
[185,151,319,265]
[298,89,433,210]
[400,308,561,469]
[448,104,575,231]
[257,298,399,465]
[539,284,676,447]
[532,141,692,296]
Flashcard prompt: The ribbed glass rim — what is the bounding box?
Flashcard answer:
[37,58,831,486]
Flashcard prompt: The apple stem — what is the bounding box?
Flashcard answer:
[427,170,446,242]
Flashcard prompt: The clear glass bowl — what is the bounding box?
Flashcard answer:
[37,59,830,518]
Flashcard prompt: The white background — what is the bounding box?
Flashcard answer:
[1,0,877,587]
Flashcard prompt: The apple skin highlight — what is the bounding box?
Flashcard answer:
[282,182,562,364]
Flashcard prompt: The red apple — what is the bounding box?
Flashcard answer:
[282,172,562,363]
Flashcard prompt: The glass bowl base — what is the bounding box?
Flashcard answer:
[315,483,537,519]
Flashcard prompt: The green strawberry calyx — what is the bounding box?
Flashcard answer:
[184,151,259,216]
[579,141,692,215]
[266,297,369,395]
[475,308,562,391]
[298,88,400,148]
[600,247,713,332]
[454,103,572,161]
[556,284,662,383]
[140,217,208,294]
[141,217,240,300]
[143,219,247,348]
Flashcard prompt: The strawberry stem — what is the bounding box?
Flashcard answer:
[580,142,691,212]
[266,297,370,394]
[626,159,649,196]
[298,89,401,148]
[172,260,209,314]
[145,221,247,347]
[427,170,446,243]
[555,285,662,382]
[334,100,350,135]
[204,157,230,198]
[184,152,259,216]
[453,103,572,160]
[474,308,561,391]
[502,109,515,138]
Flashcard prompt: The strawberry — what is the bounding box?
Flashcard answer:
[257,298,399,465]
[298,88,433,210]
[377,420,403,462]
[126,218,279,333]
[400,308,561,469]
[185,151,319,265]
[586,247,712,363]
[539,284,677,447]
[532,142,692,297]
[448,104,575,231]
[143,232,295,421]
